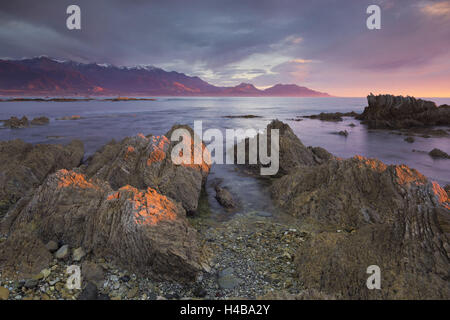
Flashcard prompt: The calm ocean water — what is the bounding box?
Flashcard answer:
[1,97,449,216]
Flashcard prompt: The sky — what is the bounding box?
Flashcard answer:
[0,0,449,97]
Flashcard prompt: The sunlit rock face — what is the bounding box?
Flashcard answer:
[0,139,84,218]
[272,155,450,299]
[82,125,211,214]
[357,93,450,129]
[1,169,204,281]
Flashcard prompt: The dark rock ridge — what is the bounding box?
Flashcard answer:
[357,93,450,129]
[0,57,330,97]
[271,154,450,299]
[81,125,211,214]
[0,169,206,281]
[302,111,359,122]
[0,139,84,217]
[429,148,450,159]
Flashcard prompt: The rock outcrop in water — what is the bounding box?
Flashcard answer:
[2,116,29,128]
[271,155,450,299]
[0,169,205,281]
[357,94,450,129]
[236,120,333,176]
[0,139,84,217]
[82,125,211,214]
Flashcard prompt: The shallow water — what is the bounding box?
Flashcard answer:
[1,97,449,218]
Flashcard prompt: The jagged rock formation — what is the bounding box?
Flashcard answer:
[236,120,334,176]
[0,139,84,217]
[82,125,210,214]
[1,169,205,281]
[271,155,450,299]
[357,94,450,129]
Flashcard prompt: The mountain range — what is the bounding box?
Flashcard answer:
[0,56,331,97]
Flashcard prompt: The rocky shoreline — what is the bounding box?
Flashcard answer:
[0,94,449,300]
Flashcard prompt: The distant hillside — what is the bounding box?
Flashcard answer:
[0,57,331,97]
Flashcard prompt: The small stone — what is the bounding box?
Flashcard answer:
[55,245,69,259]
[256,211,272,217]
[45,240,59,253]
[404,137,415,143]
[217,275,242,290]
[0,286,9,300]
[72,247,86,262]
[24,279,38,289]
[127,287,139,299]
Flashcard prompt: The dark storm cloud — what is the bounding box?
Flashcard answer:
[0,0,449,95]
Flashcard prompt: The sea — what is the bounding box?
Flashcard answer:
[1,97,449,218]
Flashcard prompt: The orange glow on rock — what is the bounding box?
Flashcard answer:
[432,182,450,210]
[107,185,178,226]
[147,135,169,166]
[56,169,98,190]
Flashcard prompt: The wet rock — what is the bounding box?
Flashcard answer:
[429,148,450,159]
[356,93,450,129]
[335,130,348,137]
[55,245,69,259]
[0,286,9,300]
[2,169,204,281]
[82,125,211,214]
[72,247,85,262]
[3,116,29,128]
[404,136,415,143]
[272,155,450,299]
[30,117,50,126]
[214,186,237,209]
[78,282,98,300]
[0,139,84,218]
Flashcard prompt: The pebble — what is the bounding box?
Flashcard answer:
[72,247,85,261]
[45,240,59,253]
[55,245,69,259]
